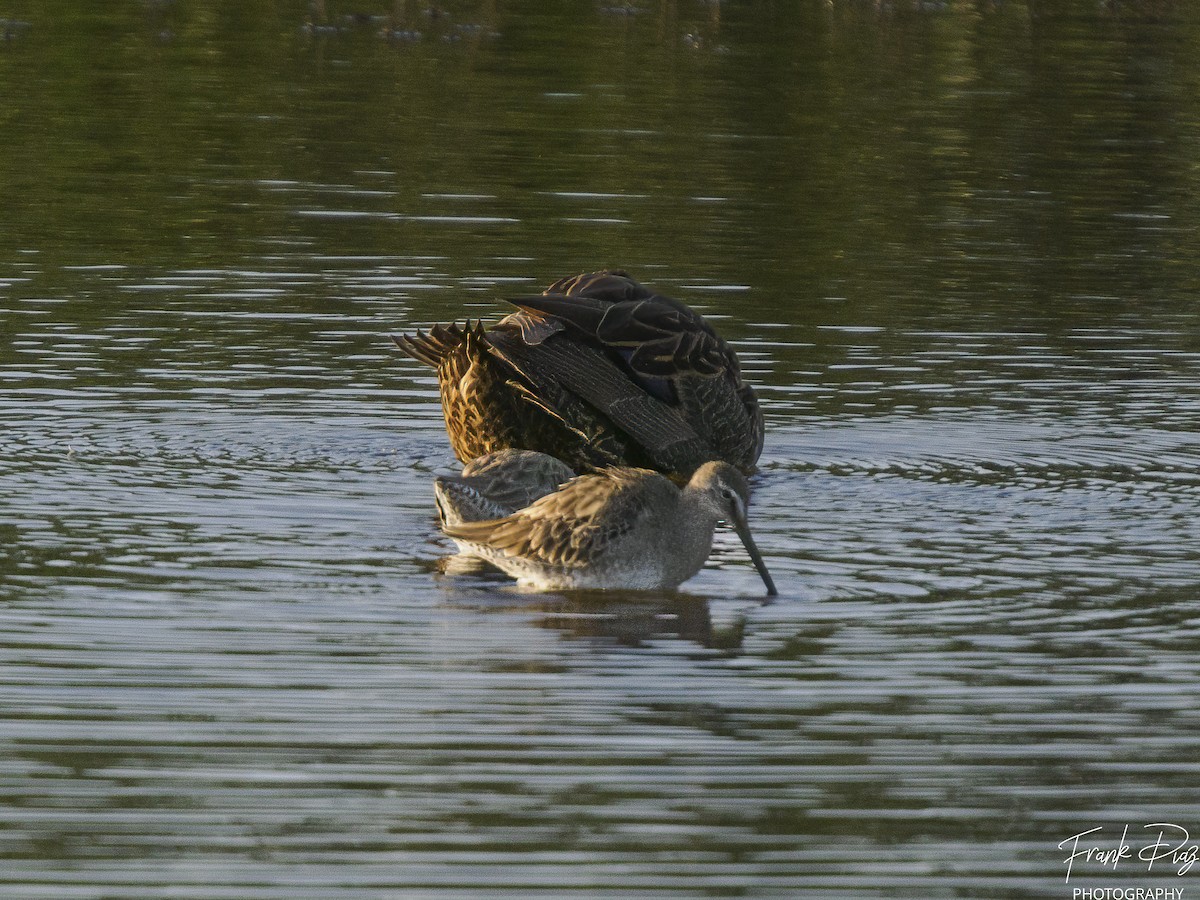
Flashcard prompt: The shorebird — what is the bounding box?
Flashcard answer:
[433,449,574,528]
[441,460,777,595]
[393,270,764,477]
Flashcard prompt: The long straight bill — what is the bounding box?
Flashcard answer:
[733,516,778,597]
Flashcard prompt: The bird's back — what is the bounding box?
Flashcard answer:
[434,450,574,527]
[393,271,764,476]
[501,271,764,474]
[443,467,678,576]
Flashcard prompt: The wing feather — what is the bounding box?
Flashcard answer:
[506,290,731,380]
[443,468,670,568]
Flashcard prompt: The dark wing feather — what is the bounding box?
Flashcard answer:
[506,292,606,334]
[490,333,709,466]
[506,292,731,380]
[500,308,564,346]
[737,384,765,463]
[542,270,644,303]
[593,300,681,345]
[497,270,645,346]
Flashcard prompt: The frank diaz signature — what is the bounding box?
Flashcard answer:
[1060,825,1200,883]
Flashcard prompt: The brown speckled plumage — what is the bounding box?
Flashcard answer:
[433,450,575,528]
[441,461,777,594]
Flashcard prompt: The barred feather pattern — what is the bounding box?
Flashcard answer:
[444,467,672,570]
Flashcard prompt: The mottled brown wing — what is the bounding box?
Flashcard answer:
[443,468,670,568]
[456,450,575,512]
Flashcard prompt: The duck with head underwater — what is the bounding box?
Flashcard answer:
[393,270,764,478]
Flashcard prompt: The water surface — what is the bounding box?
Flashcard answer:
[3,2,1200,897]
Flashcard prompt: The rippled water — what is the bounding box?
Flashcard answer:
[4,2,1200,898]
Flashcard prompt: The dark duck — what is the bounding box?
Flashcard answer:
[393,270,764,478]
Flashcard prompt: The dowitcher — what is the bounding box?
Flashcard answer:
[434,449,574,528]
[393,270,764,477]
[441,460,777,595]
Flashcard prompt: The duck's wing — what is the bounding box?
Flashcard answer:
[486,330,710,470]
[738,383,766,464]
[542,270,646,303]
[534,272,764,471]
[443,468,670,568]
[506,287,734,380]
[497,270,644,345]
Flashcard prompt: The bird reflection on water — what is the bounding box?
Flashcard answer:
[435,586,755,652]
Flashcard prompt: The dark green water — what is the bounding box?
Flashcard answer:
[3,2,1200,897]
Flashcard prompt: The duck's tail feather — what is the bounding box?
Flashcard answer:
[391,322,478,369]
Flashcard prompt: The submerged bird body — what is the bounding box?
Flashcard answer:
[394,271,763,477]
[442,460,776,594]
[433,450,575,528]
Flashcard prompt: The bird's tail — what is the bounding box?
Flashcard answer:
[390,321,486,369]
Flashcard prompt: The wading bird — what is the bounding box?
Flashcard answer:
[441,460,777,595]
